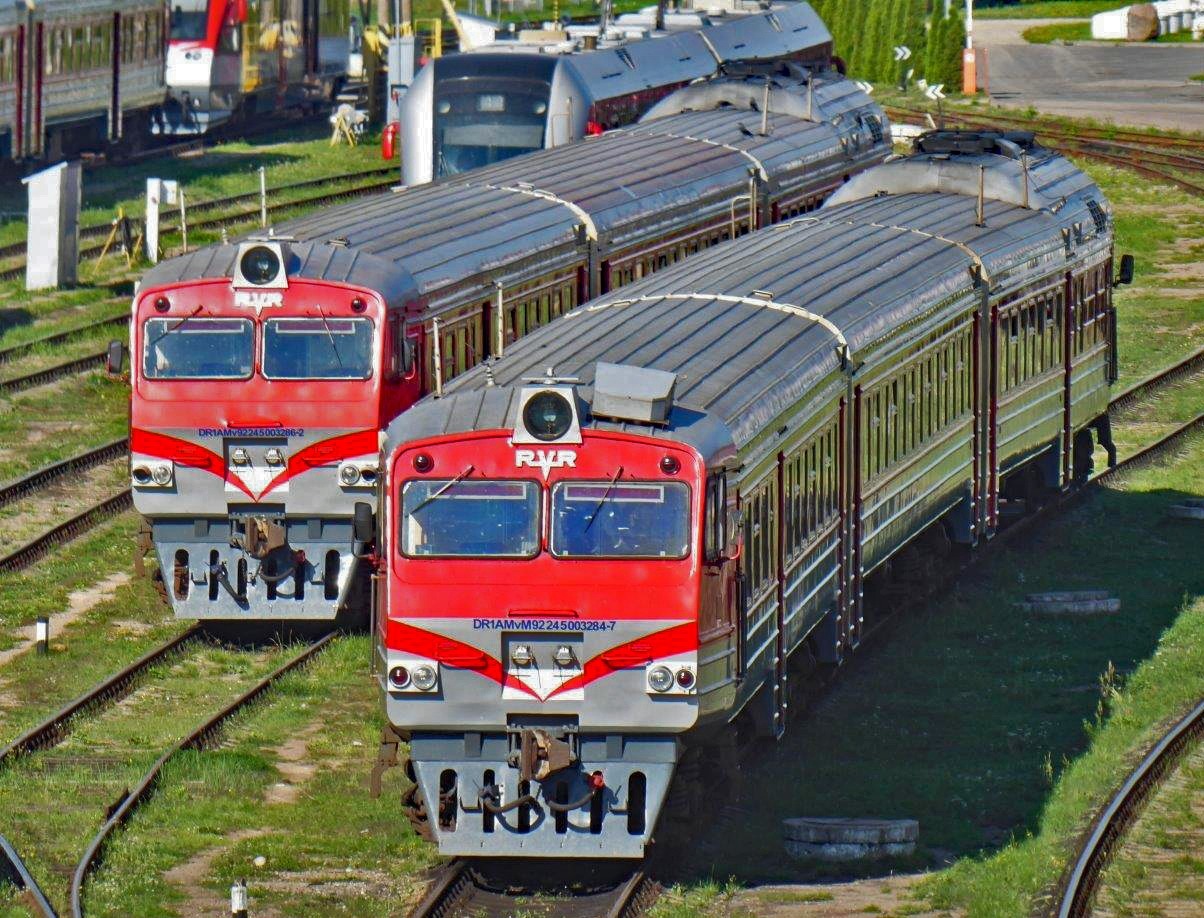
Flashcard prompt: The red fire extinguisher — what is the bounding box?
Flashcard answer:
[382,121,400,160]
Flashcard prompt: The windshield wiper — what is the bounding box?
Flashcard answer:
[315,305,345,370]
[410,464,476,515]
[584,466,624,532]
[146,305,203,351]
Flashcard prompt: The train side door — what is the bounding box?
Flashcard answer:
[700,472,739,707]
[383,312,422,421]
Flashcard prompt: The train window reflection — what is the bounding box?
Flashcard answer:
[170,0,211,42]
[262,317,373,379]
[401,480,540,558]
[143,317,253,379]
[551,482,690,559]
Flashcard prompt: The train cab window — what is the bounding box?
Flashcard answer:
[262,317,373,379]
[387,316,415,380]
[142,317,253,379]
[401,480,540,558]
[551,482,690,559]
[704,475,726,562]
[171,0,212,42]
[433,77,551,178]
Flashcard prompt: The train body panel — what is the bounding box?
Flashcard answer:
[376,133,1123,856]
[401,2,834,185]
[131,73,888,622]
[155,0,346,135]
[0,0,165,161]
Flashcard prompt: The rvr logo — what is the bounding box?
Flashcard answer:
[233,290,284,314]
[515,449,577,480]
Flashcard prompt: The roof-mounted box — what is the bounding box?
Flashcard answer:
[592,362,676,424]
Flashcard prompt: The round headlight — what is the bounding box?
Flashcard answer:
[511,644,534,667]
[523,390,573,442]
[151,464,173,485]
[231,448,250,467]
[339,465,361,485]
[132,465,152,484]
[265,448,285,466]
[676,667,695,689]
[648,665,673,693]
[553,644,575,667]
[411,664,438,691]
[239,245,281,286]
[437,100,451,114]
[388,665,410,688]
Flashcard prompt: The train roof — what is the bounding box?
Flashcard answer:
[142,86,875,309]
[139,239,420,307]
[383,140,1111,463]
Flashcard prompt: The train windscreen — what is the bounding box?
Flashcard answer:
[551,482,691,559]
[262,317,374,379]
[401,480,541,557]
[433,78,552,178]
[169,0,211,42]
[142,317,253,379]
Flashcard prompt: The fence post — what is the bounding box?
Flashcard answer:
[259,166,267,228]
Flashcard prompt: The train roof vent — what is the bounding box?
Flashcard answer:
[915,130,1037,159]
[592,362,676,425]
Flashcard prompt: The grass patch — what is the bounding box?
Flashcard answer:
[976,2,1115,20]
[1191,73,1204,83]
[1022,21,1091,42]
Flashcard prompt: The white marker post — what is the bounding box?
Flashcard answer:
[145,179,179,265]
[35,617,49,654]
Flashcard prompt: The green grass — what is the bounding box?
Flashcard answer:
[1022,21,1091,42]
[1192,73,1204,83]
[976,2,1116,20]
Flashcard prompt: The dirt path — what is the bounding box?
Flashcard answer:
[719,873,956,917]
[0,570,130,668]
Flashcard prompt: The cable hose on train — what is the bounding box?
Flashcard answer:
[478,786,599,814]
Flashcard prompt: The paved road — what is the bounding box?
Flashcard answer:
[972,19,1204,132]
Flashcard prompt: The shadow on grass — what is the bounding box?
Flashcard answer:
[671,481,1203,888]
[0,307,33,335]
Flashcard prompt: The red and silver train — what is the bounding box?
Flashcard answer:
[399,1,834,185]
[0,0,166,162]
[127,71,889,624]
[152,0,349,135]
[372,132,1131,858]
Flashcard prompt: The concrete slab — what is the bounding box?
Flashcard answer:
[783,817,919,860]
[971,19,1204,132]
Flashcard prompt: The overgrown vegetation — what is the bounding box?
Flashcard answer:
[1022,20,1091,42]
[812,0,966,88]
[975,1,1117,19]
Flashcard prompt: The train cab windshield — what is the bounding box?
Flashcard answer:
[402,480,541,557]
[262,317,373,379]
[433,77,552,178]
[170,0,211,42]
[551,482,691,559]
[143,317,253,379]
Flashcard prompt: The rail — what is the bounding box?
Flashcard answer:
[0,490,132,574]
[0,832,56,918]
[0,439,129,511]
[68,633,337,917]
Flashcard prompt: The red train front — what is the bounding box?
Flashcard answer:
[376,370,735,857]
[130,240,419,621]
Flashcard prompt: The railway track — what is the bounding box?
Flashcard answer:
[410,859,659,918]
[0,314,128,367]
[1056,697,1204,918]
[0,169,398,282]
[885,106,1204,196]
[0,489,131,574]
[0,438,128,511]
[0,832,55,918]
[68,631,336,917]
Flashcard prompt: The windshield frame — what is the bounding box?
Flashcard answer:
[260,315,376,381]
[169,0,211,42]
[551,479,693,561]
[141,315,255,381]
[399,477,543,560]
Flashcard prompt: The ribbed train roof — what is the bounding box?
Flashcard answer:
[384,147,1110,459]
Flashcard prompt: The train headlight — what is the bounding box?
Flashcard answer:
[510,644,534,667]
[151,464,173,486]
[231,448,250,467]
[553,644,575,667]
[239,245,281,286]
[388,665,410,688]
[411,664,438,691]
[676,667,695,689]
[648,665,674,693]
[265,448,285,467]
[339,465,361,486]
[522,390,573,442]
